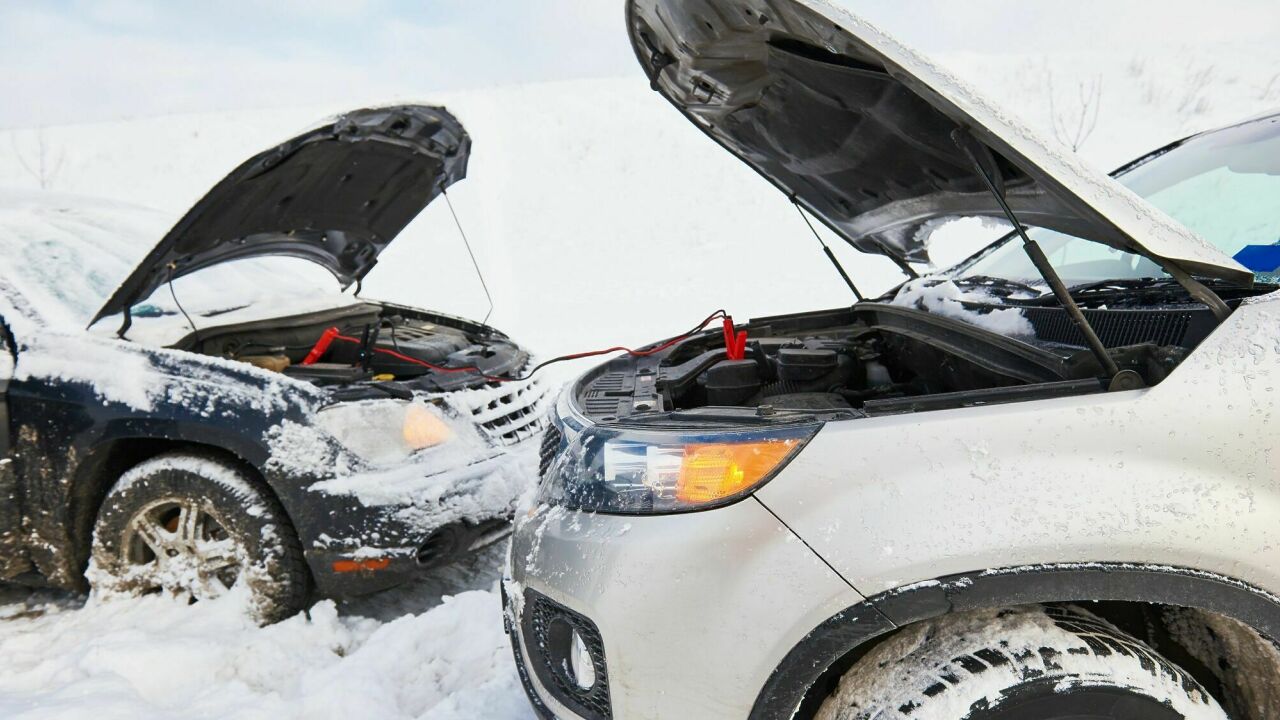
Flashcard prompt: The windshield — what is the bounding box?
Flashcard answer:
[952,115,1280,288]
[0,192,350,335]
[0,193,162,329]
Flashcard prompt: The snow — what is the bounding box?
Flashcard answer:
[11,332,158,410]
[7,329,325,415]
[0,191,163,330]
[815,605,1227,719]
[1,8,1278,718]
[0,546,531,720]
[891,278,1036,336]
[264,420,354,476]
[308,432,534,541]
[2,62,1273,388]
[273,399,538,545]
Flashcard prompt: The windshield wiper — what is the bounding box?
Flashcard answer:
[1069,275,1265,297]
[1066,277,1168,295]
[953,275,1044,298]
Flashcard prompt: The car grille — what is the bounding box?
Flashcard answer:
[538,423,564,479]
[446,377,551,446]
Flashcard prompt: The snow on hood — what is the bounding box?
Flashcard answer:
[8,329,325,414]
[0,237,325,415]
[625,0,1250,284]
[0,193,313,412]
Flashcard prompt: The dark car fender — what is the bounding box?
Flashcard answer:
[4,334,327,589]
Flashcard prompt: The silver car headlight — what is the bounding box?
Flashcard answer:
[537,421,819,514]
[316,399,455,465]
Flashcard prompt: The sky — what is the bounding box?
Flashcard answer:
[2,0,1278,130]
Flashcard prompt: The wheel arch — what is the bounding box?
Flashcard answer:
[66,435,293,584]
[752,563,1280,720]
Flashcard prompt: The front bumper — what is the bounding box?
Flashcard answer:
[505,498,862,720]
[289,439,537,597]
[308,514,512,597]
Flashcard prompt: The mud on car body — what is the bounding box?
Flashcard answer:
[507,1,1280,719]
[0,105,548,623]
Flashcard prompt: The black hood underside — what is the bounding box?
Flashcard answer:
[93,105,470,327]
[716,37,1074,262]
[625,0,1247,283]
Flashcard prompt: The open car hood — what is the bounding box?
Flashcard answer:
[92,105,470,327]
[625,0,1250,284]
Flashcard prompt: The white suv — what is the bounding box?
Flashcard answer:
[506,1,1280,718]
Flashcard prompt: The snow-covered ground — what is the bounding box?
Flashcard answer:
[0,545,530,720]
[0,28,1278,720]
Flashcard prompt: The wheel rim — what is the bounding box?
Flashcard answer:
[121,498,244,601]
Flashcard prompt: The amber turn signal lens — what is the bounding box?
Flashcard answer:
[675,440,800,503]
[402,403,454,450]
[332,557,391,573]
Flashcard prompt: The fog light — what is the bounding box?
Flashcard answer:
[526,589,611,717]
[569,629,596,690]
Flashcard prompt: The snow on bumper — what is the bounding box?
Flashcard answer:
[271,401,542,597]
[304,454,526,596]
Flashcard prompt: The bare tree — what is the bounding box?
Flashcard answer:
[1046,70,1103,153]
[1177,63,1216,117]
[1261,72,1280,102]
[10,128,64,190]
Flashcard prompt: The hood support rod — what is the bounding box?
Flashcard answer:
[116,305,132,339]
[953,129,1121,381]
[793,198,863,301]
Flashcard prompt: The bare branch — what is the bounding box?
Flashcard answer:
[1178,63,1215,116]
[10,133,37,182]
[1045,68,1103,153]
[1262,72,1280,101]
[10,128,63,190]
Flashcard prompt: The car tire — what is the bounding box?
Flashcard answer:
[89,451,309,624]
[814,604,1227,720]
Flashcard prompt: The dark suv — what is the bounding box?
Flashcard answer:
[0,105,547,622]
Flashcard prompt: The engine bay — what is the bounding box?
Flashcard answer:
[572,300,1226,423]
[173,302,529,392]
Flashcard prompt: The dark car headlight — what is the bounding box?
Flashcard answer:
[316,399,457,464]
[536,422,819,514]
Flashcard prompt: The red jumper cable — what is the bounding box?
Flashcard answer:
[299,309,744,383]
